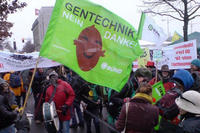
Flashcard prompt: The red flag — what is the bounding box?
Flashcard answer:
[35,9,40,15]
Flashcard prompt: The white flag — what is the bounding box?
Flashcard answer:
[138,13,167,45]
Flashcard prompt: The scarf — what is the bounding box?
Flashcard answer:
[133,93,153,104]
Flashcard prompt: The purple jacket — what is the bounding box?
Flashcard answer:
[115,93,159,133]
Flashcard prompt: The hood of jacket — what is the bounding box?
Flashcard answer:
[173,69,194,91]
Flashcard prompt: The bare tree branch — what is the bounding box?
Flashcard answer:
[188,6,200,17]
[189,14,200,20]
[162,0,184,18]
[142,0,200,41]
[144,11,184,21]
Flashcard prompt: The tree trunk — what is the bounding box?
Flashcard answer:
[183,19,188,41]
[183,0,188,41]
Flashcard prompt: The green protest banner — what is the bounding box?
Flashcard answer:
[39,0,143,92]
[152,81,166,103]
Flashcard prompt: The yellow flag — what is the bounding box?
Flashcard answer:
[138,48,150,67]
[171,31,182,42]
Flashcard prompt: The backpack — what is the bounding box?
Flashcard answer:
[156,88,181,120]
[10,73,21,88]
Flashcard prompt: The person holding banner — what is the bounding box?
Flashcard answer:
[149,64,174,92]
[115,82,159,133]
[32,68,46,124]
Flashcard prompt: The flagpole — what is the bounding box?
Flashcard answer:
[20,56,40,116]
[137,12,145,40]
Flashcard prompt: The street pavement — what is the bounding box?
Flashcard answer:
[24,93,114,133]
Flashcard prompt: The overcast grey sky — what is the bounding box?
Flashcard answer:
[8,0,200,50]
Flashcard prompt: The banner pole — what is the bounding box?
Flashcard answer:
[20,56,40,116]
[155,60,158,83]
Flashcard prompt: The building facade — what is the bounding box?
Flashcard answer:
[32,7,53,51]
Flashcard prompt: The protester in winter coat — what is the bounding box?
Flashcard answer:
[149,64,174,92]
[157,69,194,133]
[135,67,152,84]
[172,69,194,92]
[82,83,101,133]
[107,68,152,121]
[190,59,200,73]
[3,71,24,107]
[70,74,85,128]
[45,71,75,133]
[190,59,200,92]
[0,78,17,133]
[175,90,200,133]
[31,68,46,124]
[146,61,156,78]
[116,83,159,133]
[20,70,30,105]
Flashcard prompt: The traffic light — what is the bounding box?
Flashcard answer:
[13,41,17,50]
[22,38,24,43]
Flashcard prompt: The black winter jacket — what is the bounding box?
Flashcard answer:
[176,113,200,133]
[0,95,17,129]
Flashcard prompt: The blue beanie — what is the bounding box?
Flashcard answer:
[191,59,200,68]
[173,69,194,91]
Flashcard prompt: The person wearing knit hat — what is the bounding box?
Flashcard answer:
[175,90,200,133]
[49,70,59,78]
[190,59,200,92]
[146,61,156,78]
[191,59,200,72]
[172,69,194,92]
[45,70,75,133]
[0,78,9,94]
[0,77,18,132]
[0,78,17,108]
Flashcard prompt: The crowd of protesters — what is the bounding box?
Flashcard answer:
[0,58,200,133]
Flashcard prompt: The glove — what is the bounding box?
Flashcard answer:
[61,104,68,116]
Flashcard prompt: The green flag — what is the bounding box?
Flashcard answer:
[152,81,166,103]
[39,0,143,92]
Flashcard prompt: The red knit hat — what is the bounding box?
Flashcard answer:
[146,61,155,67]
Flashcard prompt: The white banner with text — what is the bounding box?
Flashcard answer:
[0,51,60,72]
